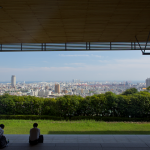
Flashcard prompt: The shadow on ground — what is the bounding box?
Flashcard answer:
[47,131,150,134]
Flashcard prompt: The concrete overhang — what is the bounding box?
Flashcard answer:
[0,0,150,43]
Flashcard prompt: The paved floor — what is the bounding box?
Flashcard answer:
[2,134,150,150]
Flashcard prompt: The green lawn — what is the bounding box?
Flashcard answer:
[1,120,150,134]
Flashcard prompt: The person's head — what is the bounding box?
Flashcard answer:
[0,124,4,129]
[33,123,38,128]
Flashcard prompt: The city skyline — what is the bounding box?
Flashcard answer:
[0,50,150,81]
[0,77,146,97]
[0,76,146,84]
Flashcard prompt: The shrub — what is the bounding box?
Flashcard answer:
[0,115,63,120]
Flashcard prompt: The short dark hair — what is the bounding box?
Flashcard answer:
[33,123,38,127]
[0,124,4,129]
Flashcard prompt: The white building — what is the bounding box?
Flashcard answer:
[38,90,45,97]
[30,91,34,96]
[146,78,150,88]
[45,90,51,97]
[76,89,83,94]
[38,90,51,97]
[68,92,73,95]
[11,75,16,87]
[83,89,89,94]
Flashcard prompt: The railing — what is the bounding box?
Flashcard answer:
[0,42,150,55]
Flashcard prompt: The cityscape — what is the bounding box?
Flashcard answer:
[0,75,149,98]
[0,1,150,148]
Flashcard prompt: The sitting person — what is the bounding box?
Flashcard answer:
[0,124,8,148]
[29,123,43,145]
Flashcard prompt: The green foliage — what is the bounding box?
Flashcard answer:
[0,90,150,120]
[0,115,150,122]
[56,95,80,118]
[90,94,106,116]
[105,92,117,116]
[122,88,138,95]
[42,98,58,116]
[146,86,150,90]
[116,95,130,117]
[0,115,63,120]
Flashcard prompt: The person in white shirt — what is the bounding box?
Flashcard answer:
[0,124,8,148]
[29,123,43,145]
[0,124,4,137]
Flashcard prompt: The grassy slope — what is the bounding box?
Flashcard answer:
[1,120,150,134]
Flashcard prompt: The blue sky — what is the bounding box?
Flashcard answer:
[0,50,149,82]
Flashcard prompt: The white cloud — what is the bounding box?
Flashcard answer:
[91,54,102,58]
[115,57,150,64]
[72,63,85,65]
[59,54,89,57]
[59,54,103,58]
[64,63,85,66]
[0,57,150,81]
[98,60,109,63]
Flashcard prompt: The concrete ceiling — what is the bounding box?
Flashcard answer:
[0,0,150,43]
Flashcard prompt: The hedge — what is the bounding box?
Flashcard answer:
[1,90,150,118]
[0,115,150,122]
[0,115,63,120]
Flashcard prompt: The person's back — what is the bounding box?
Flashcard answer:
[0,126,4,138]
[30,127,40,141]
[0,124,8,148]
[29,123,43,145]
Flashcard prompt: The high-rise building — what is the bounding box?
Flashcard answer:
[55,84,60,93]
[146,78,150,88]
[45,86,49,90]
[11,75,16,87]
[72,79,80,83]
[125,81,128,85]
[62,90,68,94]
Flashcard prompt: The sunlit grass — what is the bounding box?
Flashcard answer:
[1,120,150,134]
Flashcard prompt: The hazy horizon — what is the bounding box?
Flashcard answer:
[0,80,145,83]
[0,50,149,82]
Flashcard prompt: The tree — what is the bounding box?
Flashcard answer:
[0,94,15,115]
[146,86,150,91]
[90,94,106,116]
[42,98,57,116]
[122,88,138,95]
[116,95,130,117]
[105,92,117,116]
[56,95,80,119]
